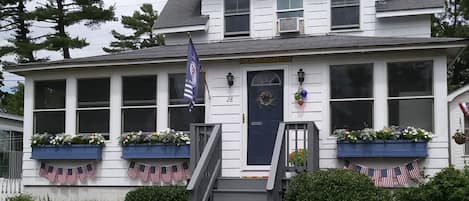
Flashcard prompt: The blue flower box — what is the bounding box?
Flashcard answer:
[337,140,428,158]
[31,145,103,160]
[121,144,190,159]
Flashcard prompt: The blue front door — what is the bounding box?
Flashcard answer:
[247,70,284,165]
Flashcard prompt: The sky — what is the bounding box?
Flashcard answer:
[0,0,168,91]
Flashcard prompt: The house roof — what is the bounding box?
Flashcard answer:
[376,0,444,12]
[448,84,469,102]
[5,35,468,73]
[153,0,208,30]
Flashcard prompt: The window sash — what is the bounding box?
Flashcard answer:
[122,108,157,133]
[34,111,65,134]
[34,80,66,110]
[388,98,434,132]
[331,5,360,29]
[122,75,157,107]
[330,100,373,130]
[77,109,110,139]
[77,78,110,108]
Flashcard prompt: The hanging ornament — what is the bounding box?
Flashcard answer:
[300,89,308,98]
[295,88,308,106]
[298,99,304,106]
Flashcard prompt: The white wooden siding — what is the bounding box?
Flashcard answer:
[22,51,449,200]
[449,91,469,169]
[164,0,433,45]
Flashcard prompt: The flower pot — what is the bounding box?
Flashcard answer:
[454,136,467,145]
[336,140,427,158]
[122,144,190,159]
[31,144,103,160]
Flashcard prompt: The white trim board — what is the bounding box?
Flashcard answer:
[376,8,444,18]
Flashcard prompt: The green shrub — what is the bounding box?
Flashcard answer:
[284,169,392,201]
[6,194,34,201]
[394,166,469,201]
[125,186,188,201]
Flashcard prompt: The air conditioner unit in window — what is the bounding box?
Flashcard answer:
[277,17,302,34]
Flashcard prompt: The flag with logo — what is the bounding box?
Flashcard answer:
[380,169,394,188]
[77,166,86,182]
[184,38,201,111]
[150,166,160,183]
[395,166,409,185]
[459,102,469,116]
[406,160,420,179]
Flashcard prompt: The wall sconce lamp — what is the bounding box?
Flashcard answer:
[226,72,234,87]
[297,69,305,85]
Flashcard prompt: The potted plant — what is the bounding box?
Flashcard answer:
[334,126,432,158]
[452,129,467,145]
[120,129,190,159]
[31,133,105,160]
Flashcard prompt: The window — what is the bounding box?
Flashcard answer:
[388,61,433,131]
[169,73,205,131]
[122,76,157,133]
[34,80,66,134]
[77,78,110,139]
[331,0,360,30]
[277,0,303,18]
[225,0,250,37]
[330,64,373,130]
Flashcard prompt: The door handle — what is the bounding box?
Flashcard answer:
[242,113,245,124]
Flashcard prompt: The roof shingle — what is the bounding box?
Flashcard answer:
[6,35,467,72]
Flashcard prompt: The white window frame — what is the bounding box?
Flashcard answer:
[386,60,435,131]
[331,0,360,30]
[224,0,250,37]
[277,0,303,18]
[33,79,66,135]
[168,73,206,132]
[76,77,111,138]
[120,75,158,134]
[329,63,374,130]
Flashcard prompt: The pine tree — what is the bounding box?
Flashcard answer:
[103,3,164,53]
[0,0,45,63]
[432,0,469,91]
[0,82,24,115]
[34,0,115,59]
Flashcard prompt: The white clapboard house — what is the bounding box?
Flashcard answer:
[5,0,469,201]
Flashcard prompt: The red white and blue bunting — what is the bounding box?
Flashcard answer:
[459,102,469,116]
[39,162,96,184]
[127,161,191,185]
[343,159,421,187]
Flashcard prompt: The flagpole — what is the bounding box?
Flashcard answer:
[187,32,212,100]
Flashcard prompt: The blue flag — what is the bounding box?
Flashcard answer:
[184,38,201,111]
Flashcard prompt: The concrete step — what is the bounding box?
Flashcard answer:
[212,189,268,201]
[216,177,267,190]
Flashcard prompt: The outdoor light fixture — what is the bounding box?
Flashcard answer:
[297,68,305,85]
[226,72,234,87]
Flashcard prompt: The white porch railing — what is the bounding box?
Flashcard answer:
[0,178,22,201]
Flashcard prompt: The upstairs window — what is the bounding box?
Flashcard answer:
[34,80,66,134]
[122,76,157,133]
[331,0,360,30]
[77,78,110,139]
[388,61,434,131]
[168,73,205,131]
[225,0,250,37]
[277,0,303,18]
[330,64,373,130]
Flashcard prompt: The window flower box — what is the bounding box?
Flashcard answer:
[121,144,190,159]
[336,140,428,158]
[31,144,103,160]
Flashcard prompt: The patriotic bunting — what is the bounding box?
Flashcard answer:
[127,161,191,185]
[459,102,469,116]
[39,162,98,184]
[343,159,421,187]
